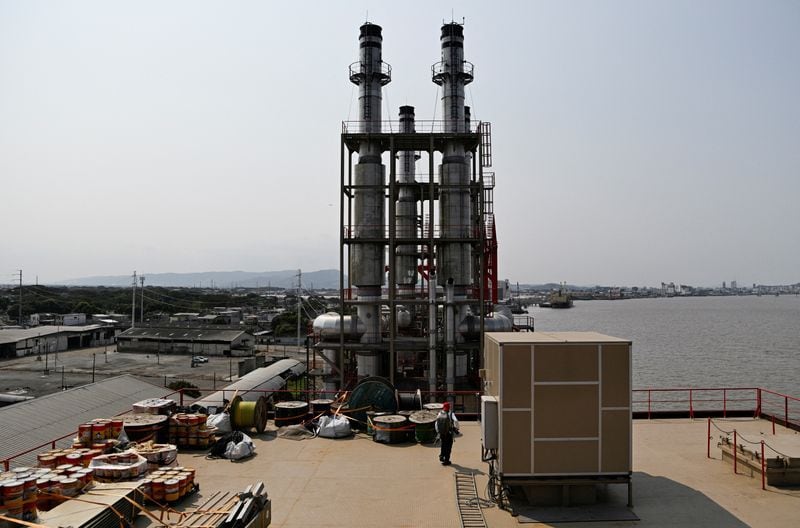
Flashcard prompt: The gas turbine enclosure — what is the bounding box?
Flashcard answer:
[483,332,631,478]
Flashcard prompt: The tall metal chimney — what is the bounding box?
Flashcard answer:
[433,22,474,391]
[349,23,391,375]
[395,105,419,299]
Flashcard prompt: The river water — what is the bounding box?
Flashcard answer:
[526,295,800,397]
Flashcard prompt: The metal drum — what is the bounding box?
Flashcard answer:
[274,401,308,427]
[409,410,439,444]
[372,415,409,444]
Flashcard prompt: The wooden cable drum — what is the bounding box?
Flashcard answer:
[310,398,334,415]
[396,389,423,411]
[229,395,269,433]
[423,402,444,412]
[122,414,168,443]
[365,411,389,436]
[409,410,439,444]
[273,401,309,427]
[372,414,409,444]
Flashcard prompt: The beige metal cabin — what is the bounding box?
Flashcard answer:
[482,332,632,501]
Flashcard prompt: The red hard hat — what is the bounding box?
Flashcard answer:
[443,402,451,411]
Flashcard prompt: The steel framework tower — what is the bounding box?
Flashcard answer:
[313,22,510,396]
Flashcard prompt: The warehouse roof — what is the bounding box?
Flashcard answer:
[0,325,108,345]
[0,375,166,467]
[117,327,250,342]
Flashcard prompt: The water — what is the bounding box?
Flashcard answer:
[527,295,800,397]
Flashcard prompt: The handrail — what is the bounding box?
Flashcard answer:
[343,224,483,239]
[342,120,481,134]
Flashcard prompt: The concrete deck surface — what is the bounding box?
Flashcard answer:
[156,417,799,528]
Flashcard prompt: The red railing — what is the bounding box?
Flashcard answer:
[633,387,759,419]
[632,387,799,430]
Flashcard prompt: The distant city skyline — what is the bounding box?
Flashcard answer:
[2,1,798,286]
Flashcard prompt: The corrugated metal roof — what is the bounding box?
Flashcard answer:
[0,325,108,345]
[0,375,167,467]
[117,327,248,342]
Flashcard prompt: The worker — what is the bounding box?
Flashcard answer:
[435,402,459,465]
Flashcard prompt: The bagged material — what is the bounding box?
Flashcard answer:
[207,412,231,433]
[317,414,352,438]
[224,432,254,460]
[277,424,316,440]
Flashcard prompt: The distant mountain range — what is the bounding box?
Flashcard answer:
[57,269,342,289]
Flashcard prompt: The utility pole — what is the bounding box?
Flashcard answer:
[140,275,146,323]
[296,269,302,354]
[131,271,137,328]
[17,269,22,326]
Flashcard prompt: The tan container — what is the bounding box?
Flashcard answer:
[483,332,631,477]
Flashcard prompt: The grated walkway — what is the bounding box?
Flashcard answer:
[455,472,488,528]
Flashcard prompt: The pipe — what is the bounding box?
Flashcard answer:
[445,278,455,393]
[457,312,513,336]
[313,312,365,338]
[428,273,438,394]
[321,348,338,393]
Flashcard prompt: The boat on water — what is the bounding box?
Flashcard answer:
[540,283,573,308]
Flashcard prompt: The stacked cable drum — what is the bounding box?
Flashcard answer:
[140,467,196,504]
[169,413,216,449]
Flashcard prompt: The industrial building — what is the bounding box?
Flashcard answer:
[0,324,117,359]
[313,21,519,395]
[116,326,255,356]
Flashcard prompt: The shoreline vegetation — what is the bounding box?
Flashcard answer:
[0,282,798,326]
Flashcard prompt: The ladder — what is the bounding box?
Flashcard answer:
[454,472,488,528]
[479,122,492,168]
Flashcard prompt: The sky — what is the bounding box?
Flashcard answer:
[1,0,798,288]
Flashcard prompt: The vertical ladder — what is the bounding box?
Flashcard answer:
[479,122,492,168]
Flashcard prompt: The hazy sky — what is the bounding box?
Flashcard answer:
[2,1,798,287]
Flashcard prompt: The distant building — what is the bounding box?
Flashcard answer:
[116,326,254,356]
[60,313,86,326]
[170,313,199,322]
[0,325,117,359]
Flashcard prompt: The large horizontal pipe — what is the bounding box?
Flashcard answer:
[458,312,513,336]
[313,312,365,338]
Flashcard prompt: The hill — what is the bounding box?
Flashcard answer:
[57,269,341,289]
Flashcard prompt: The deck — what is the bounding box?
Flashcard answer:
[157,417,799,528]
